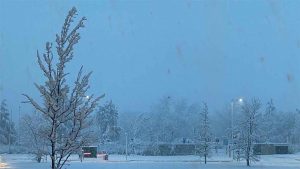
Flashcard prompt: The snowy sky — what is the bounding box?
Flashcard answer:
[0,0,300,119]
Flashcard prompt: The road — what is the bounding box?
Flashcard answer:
[1,154,300,169]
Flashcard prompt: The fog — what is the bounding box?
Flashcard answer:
[1,0,300,121]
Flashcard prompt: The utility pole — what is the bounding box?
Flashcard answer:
[230,98,243,159]
[230,101,234,158]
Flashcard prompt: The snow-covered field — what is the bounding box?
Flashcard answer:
[1,153,300,169]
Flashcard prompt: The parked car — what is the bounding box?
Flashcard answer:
[97,151,109,160]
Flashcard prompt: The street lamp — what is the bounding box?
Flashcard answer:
[18,105,21,145]
[230,97,243,158]
[8,109,12,154]
[125,132,128,161]
[0,155,8,168]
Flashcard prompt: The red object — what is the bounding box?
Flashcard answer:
[83,152,92,157]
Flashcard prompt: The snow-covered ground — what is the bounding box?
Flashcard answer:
[1,153,300,169]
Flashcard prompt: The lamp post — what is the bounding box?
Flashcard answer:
[125,132,128,161]
[8,109,12,153]
[18,105,21,145]
[230,98,243,159]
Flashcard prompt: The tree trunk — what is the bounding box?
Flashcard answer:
[51,142,56,169]
[246,158,250,166]
[51,121,57,169]
[204,155,207,164]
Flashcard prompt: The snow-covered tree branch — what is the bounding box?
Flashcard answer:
[237,98,262,166]
[23,7,103,169]
[198,102,211,164]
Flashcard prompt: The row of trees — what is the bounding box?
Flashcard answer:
[214,99,300,145]
[119,97,300,166]
[19,93,300,167]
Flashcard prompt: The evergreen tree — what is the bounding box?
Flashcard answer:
[96,100,120,142]
[0,99,16,145]
[198,102,211,164]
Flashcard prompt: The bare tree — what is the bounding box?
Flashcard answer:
[128,113,150,154]
[23,7,103,169]
[238,98,261,166]
[20,111,48,163]
[261,99,276,142]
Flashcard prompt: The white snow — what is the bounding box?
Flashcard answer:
[1,152,300,169]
